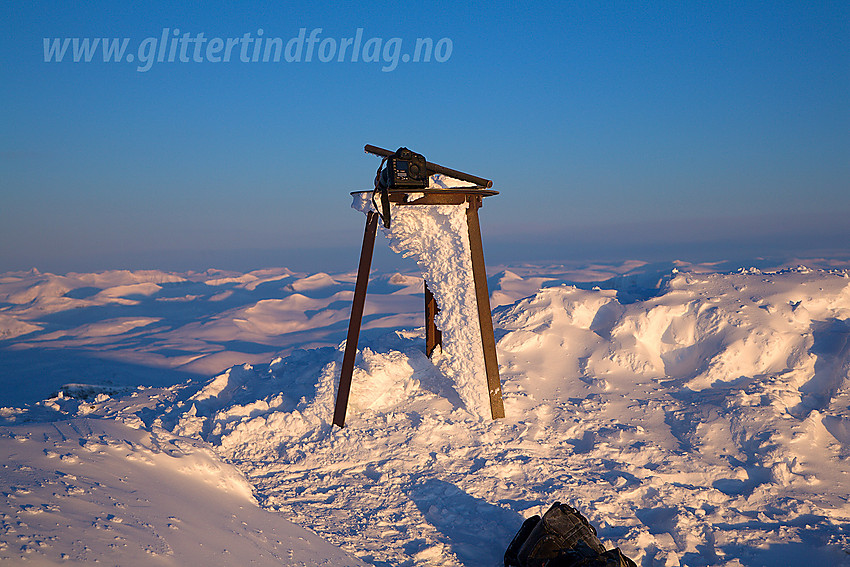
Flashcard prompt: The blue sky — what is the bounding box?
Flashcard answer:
[1,1,848,273]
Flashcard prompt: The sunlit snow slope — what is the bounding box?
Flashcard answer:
[2,259,850,566]
[0,415,366,566]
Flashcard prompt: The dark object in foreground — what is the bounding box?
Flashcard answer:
[505,502,637,567]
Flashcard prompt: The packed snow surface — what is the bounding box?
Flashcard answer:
[0,415,365,565]
[2,258,850,565]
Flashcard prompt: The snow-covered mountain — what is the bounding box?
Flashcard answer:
[1,258,850,565]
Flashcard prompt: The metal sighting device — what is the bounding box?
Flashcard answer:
[366,144,493,188]
[369,144,494,228]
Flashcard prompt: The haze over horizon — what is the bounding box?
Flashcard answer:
[2,2,848,274]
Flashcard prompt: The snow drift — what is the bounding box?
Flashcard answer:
[2,260,850,565]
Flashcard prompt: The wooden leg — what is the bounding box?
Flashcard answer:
[333,211,379,428]
[425,281,442,357]
[466,196,506,419]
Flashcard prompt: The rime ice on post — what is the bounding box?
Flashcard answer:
[333,145,505,427]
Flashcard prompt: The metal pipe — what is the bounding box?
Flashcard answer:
[364,144,493,188]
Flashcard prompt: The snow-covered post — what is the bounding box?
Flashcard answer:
[334,166,505,426]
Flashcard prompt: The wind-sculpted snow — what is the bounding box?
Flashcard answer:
[355,181,493,419]
[0,267,413,404]
[2,261,850,565]
[384,201,490,418]
[0,413,366,566]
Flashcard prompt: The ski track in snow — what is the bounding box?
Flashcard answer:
[2,258,850,565]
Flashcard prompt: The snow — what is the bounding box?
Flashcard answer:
[2,255,850,565]
[379,201,490,418]
[353,174,501,417]
[0,416,365,566]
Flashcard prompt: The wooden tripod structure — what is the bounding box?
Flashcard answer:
[332,146,505,428]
